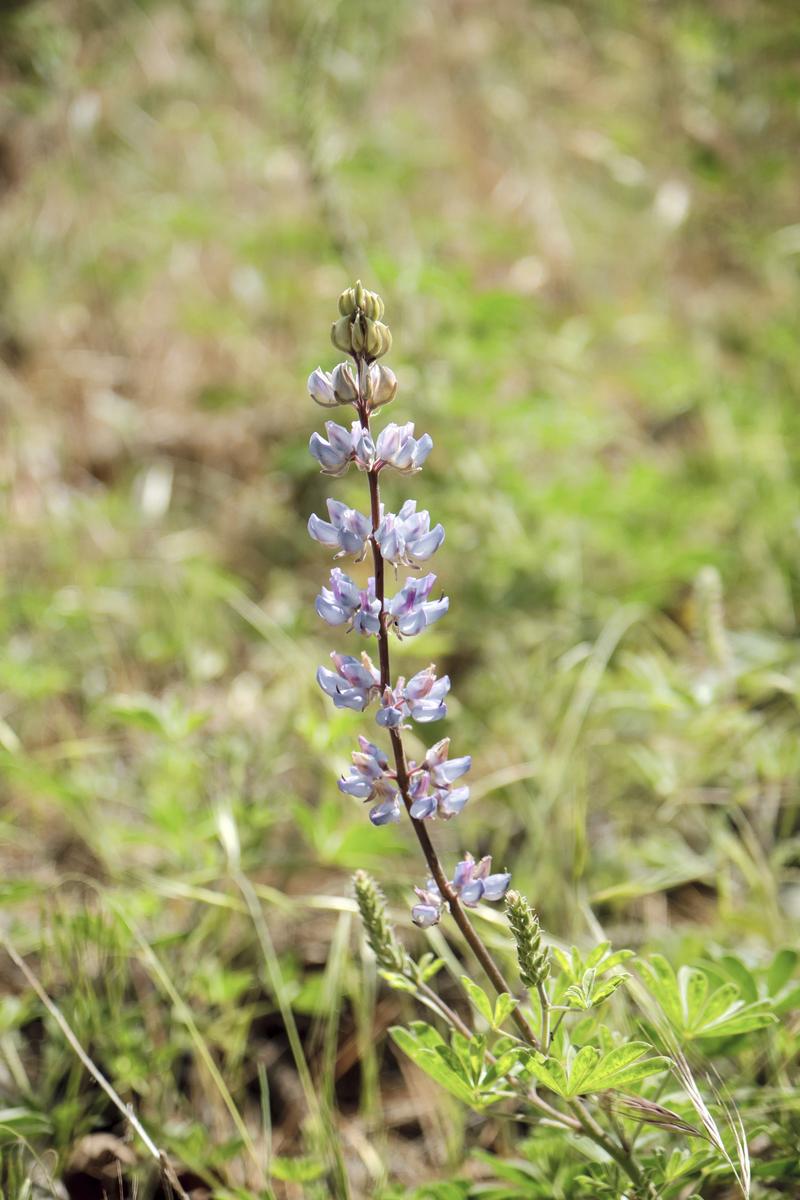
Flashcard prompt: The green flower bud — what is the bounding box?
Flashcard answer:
[505,890,550,990]
[351,313,367,353]
[338,287,357,317]
[331,316,353,354]
[361,290,384,321]
[369,322,392,359]
[354,280,366,310]
[353,870,411,976]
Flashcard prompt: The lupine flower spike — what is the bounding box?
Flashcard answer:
[306,282,509,930]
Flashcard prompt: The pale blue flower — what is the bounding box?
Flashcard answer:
[377,665,450,728]
[375,500,444,567]
[338,736,401,826]
[386,574,449,636]
[316,569,381,635]
[317,652,380,711]
[374,422,433,474]
[410,854,511,926]
[405,738,471,820]
[308,499,372,559]
[309,421,357,475]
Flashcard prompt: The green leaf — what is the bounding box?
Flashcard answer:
[389,1026,482,1108]
[270,1156,325,1183]
[460,976,494,1026]
[523,1052,569,1098]
[493,991,519,1029]
[568,1045,602,1094]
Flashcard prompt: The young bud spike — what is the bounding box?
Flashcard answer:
[505,890,550,989]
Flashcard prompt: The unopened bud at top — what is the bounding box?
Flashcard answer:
[331,281,391,361]
[338,279,384,322]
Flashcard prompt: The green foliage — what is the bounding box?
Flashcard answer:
[551,943,635,1012]
[524,1040,669,1099]
[639,954,777,1041]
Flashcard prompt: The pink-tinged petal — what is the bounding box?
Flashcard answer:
[404,666,436,700]
[451,855,475,890]
[473,856,493,881]
[424,738,450,769]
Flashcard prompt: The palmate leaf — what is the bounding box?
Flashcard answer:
[639,954,776,1040]
[524,1041,669,1098]
[389,1023,502,1110]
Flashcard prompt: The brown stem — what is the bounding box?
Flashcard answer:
[356,365,539,1051]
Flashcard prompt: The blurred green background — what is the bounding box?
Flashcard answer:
[1,0,799,1195]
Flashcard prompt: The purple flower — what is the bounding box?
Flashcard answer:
[377,665,450,728]
[406,738,471,821]
[386,573,449,636]
[308,498,372,560]
[316,569,381,635]
[452,853,511,907]
[309,421,357,475]
[375,500,444,568]
[317,652,380,711]
[424,737,471,787]
[411,886,443,928]
[410,854,511,927]
[338,736,401,826]
[374,422,433,474]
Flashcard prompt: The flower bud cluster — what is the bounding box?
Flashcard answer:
[412,853,512,928]
[353,870,413,976]
[331,280,392,361]
[307,283,510,930]
[505,890,551,989]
